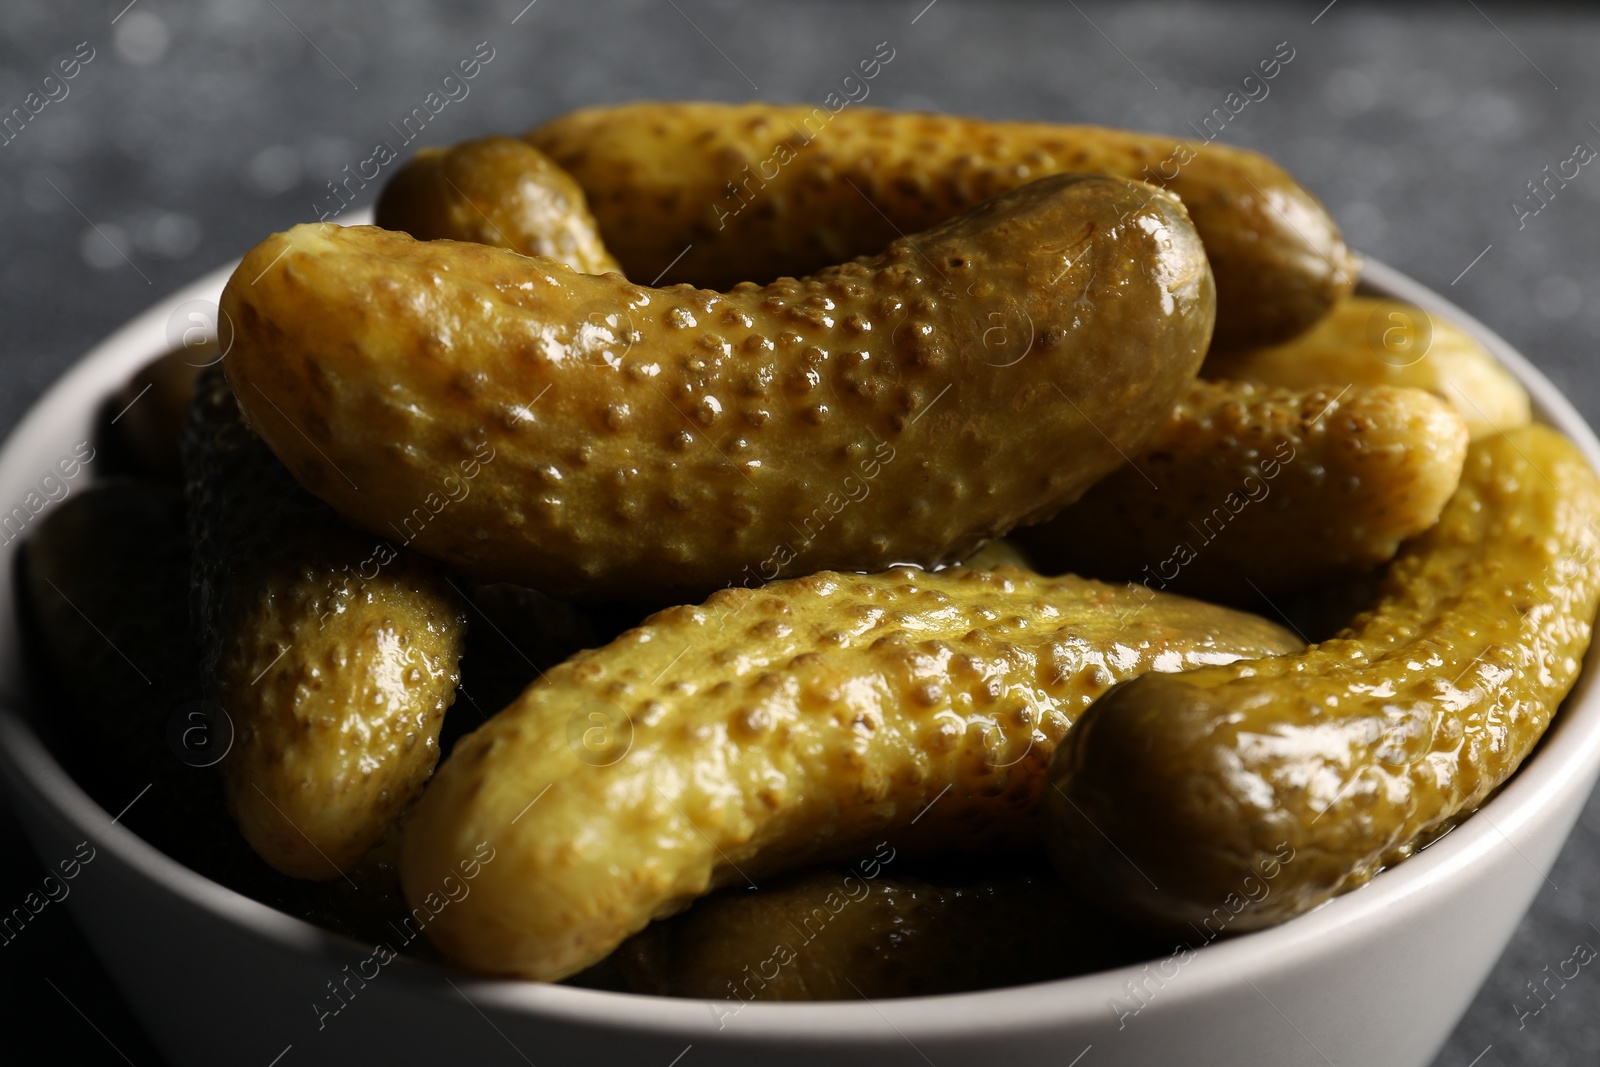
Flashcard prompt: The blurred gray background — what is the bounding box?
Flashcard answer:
[2,0,1598,1063]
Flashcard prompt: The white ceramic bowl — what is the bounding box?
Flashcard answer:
[2,253,1596,1067]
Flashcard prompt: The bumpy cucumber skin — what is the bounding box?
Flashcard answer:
[1204,295,1532,441]
[20,478,422,942]
[400,564,1300,980]
[223,173,1214,601]
[374,136,622,276]
[184,366,467,880]
[1018,379,1470,597]
[618,864,1159,1000]
[1047,426,1600,933]
[528,102,1355,349]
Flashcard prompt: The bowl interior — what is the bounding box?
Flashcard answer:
[2,251,1600,1043]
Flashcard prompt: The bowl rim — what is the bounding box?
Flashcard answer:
[2,251,1599,1045]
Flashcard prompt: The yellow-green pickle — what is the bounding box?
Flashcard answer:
[222,173,1215,601]
[1048,426,1600,932]
[619,862,1161,1000]
[19,477,414,945]
[523,102,1357,349]
[1020,378,1470,598]
[374,135,622,276]
[21,97,1597,1007]
[184,365,468,880]
[1204,295,1531,440]
[401,564,1301,980]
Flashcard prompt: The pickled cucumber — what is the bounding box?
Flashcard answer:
[1205,296,1531,440]
[619,862,1158,1000]
[375,136,621,275]
[222,174,1214,601]
[401,564,1300,979]
[1018,380,1469,598]
[527,102,1355,349]
[184,366,467,880]
[1047,426,1600,931]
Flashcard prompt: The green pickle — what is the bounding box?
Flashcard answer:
[620,862,1161,1000]
[18,477,413,944]
[22,105,1587,992]
[1048,426,1600,932]
[400,564,1301,980]
[184,365,467,880]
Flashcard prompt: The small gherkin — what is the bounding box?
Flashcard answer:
[1049,426,1600,934]
[224,173,1214,601]
[400,563,1301,981]
[183,364,467,880]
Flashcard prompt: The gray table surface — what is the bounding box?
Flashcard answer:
[2,1,1598,1063]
